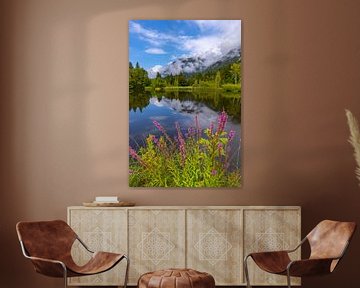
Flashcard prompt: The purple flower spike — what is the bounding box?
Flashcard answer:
[187,126,196,138]
[228,130,236,142]
[153,120,165,134]
[217,110,228,133]
[211,169,217,175]
[129,146,146,166]
[209,122,214,135]
[176,122,186,165]
[129,147,140,161]
[152,119,173,144]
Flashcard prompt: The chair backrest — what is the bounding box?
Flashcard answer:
[16,220,77,261]
[307,220,356,261]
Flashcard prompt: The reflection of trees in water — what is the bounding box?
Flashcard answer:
[129,90,241,122]
[129,90,151,112]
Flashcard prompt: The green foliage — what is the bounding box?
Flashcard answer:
[150,72,166,90]
[129,61,150,92]
[230,63,241,84]
[129,112,241,187]
[215,71,221,88]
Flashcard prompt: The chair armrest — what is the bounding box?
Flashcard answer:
[26,255,67,278]
[287,258,336,277]
[76,236,94,253]
[285,237,307,253]
[19,240,67,277]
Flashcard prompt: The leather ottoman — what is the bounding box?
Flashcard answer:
[138,268,215,288]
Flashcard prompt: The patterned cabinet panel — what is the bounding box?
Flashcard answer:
[187,209,243,285]
[244,209,301,286]
[67,206,300,286]
[68,208,127,286]
[128,209,186,284]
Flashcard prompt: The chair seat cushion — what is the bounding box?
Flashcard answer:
[138,268,215,288]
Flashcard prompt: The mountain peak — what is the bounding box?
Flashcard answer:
[148,48,240,78]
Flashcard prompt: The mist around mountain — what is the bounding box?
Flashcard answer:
[148,47,241,79]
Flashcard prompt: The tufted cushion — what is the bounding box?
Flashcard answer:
[138,268,215,288]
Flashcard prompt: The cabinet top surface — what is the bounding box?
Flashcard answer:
[68,205,301,210]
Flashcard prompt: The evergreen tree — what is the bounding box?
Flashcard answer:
[178,73,188,86]
[129,62,150,91]
[230,63,241,84]
[215,71,221,88]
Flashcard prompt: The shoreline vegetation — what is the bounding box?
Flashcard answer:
[129,60,241,97]
[144,84,241,94]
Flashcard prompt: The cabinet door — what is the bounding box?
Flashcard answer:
[128,209,186,284]
[68,208,127,286]
[187,209,243,285]
[244,209,301,286]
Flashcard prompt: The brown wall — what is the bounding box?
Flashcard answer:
[1,0,360,287]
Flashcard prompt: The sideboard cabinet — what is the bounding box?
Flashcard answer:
[67,206,301,286]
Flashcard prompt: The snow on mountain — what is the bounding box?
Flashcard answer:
[147,47,240,78]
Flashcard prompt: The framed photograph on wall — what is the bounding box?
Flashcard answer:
[129,20,241,187]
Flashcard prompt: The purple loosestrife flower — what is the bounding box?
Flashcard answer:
[152,120,173,144]
[228,130,236,142]
[129,147,141,161]
[217,110,228,134]
[186,126,196,138]
[211,169,217,175]
[209,122,214,135]
[147,135,158,145]
[153,120,164,133]
[176,122,186,166]
[129,147,147,167]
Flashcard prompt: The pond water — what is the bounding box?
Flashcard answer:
[129,90,241,170]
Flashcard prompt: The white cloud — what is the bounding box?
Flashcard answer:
[129,21,181,46]
[185,20,241,60]
[145,48,167,54]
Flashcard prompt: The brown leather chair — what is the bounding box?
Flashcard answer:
[244,220,356,288]
[16,220,129,288]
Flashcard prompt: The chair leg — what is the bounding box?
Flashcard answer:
[286,269,291,288]
[244,255,252,288]
[62,264,68,288]
[123,255,130,288]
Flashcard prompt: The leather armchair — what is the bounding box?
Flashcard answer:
[244,220,356,288]
[16,220,129,288]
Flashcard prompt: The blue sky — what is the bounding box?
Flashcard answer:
[129,20,241,73]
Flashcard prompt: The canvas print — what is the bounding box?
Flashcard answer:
[129,20,242,187]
